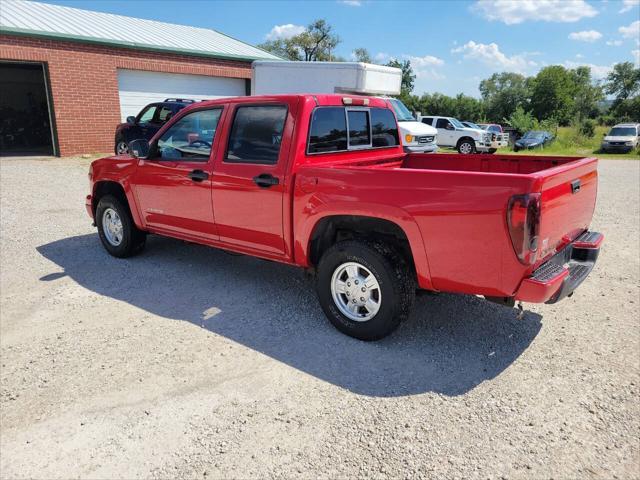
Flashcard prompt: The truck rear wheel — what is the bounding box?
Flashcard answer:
[316,240,415,341]
[96,194,146,258]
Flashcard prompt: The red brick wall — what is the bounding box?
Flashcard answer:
[0,34,252,156]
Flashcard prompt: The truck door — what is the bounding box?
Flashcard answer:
[211,101,296,256]
[132,106,226,241]
[435,118,454,146]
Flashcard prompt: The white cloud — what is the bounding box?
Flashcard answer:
[472,0,598,25]
[451,41,537,72]
[619,20,640,39]
[374,52,391,63]
[619,0,640,12]
[606,39,623,46]
[563,61,613,79]
[265,24,305,41]
[633,49,640,65]
[338,0,362,5]
[402,54,444,68]
[576,53,585,58]
[569,30,602,42]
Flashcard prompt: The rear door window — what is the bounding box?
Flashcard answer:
[225,105,288,165]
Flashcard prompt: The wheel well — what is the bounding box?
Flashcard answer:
[92,181,129,216]
[456,136,475,147]
[308,215,416,275]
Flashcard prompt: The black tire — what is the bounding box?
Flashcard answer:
[115,137,129,155]
[316,240,415,341]
[96,194,146,258]
[487,148,497,154]
[457,138,475,154]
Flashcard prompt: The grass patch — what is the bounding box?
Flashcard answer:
[499,126,640,160]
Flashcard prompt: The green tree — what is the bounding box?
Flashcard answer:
[530,66,576,125]
[386,59,416,95]
[605,62,640,121]
[479,72,531,123]
[352,47,372,63]
[258,19,340,62]
[571,66,604,122]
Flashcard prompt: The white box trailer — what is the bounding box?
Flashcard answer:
[251,61,401,96]
[251,61,438,153]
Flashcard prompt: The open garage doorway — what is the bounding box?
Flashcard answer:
[0,62,57,156]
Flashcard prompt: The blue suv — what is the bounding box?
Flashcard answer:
[114,98,196,155]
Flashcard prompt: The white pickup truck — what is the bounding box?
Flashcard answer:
[418,115,498,154]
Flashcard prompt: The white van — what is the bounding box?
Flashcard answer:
[252,61,438,153]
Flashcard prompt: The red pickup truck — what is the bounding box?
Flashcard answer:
[86,94,603,340]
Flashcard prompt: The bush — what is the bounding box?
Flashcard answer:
[504,106,538,135]
[578,119,596,138]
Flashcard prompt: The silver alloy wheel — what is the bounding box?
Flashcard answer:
[459,141,473,154]
[330,262,382,322]
[116,141,129,155]
[102,208,124,246]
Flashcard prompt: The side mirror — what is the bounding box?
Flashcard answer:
[129,139,150,159]
[126,116,136,125]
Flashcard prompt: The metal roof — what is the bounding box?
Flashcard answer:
[0,0,280,62]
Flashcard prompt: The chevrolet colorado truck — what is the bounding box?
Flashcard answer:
[86,94,603,341]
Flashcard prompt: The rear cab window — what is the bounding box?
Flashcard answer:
[307,106,399,154]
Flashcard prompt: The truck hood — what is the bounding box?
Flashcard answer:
[460,127,484,137]
[604,136,635,142]
[398,121,437,135]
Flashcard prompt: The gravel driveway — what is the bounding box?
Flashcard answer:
[1,157,638,479]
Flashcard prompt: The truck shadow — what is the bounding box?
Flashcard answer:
[37,234,542,398]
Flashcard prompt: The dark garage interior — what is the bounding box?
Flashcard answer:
[0,62,55,156]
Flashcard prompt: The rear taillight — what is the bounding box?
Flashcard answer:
[507,193,541,265]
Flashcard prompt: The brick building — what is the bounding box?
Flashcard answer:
[0,0,278,156]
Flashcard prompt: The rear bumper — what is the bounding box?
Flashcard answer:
[515,231,603,304]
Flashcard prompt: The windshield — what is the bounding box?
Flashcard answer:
[388,99,415,122]
[523,131,545,140]
[608,127,637,136]
[449,118,465,129]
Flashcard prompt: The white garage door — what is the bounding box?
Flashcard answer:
[117,69,246,121]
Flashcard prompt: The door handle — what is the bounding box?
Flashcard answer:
[188,169,209,182]
[253,173,279,188]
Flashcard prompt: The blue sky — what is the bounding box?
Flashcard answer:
[40,0,640,97]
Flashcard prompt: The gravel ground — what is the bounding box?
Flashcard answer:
[1,157,638,479]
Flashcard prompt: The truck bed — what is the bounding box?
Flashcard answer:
[295,153,598,297]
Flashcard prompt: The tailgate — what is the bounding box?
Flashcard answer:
[536,157,598,263]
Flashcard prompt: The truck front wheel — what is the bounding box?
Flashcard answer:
[457,138,475,154]
[96,194,146,258]
[316,240,415,341]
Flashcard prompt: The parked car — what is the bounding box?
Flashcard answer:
[600,123,640,153]
[252,61,438,153]
[514,130,554,151]
[114,98,196,155]
[479,123,509,147]
[87,94,602,341]
[419,115,499,153]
